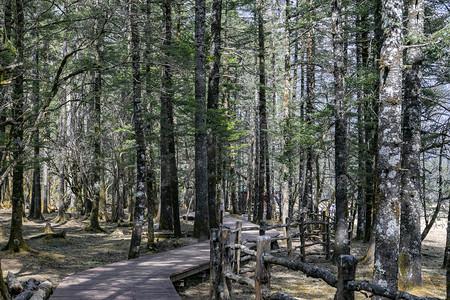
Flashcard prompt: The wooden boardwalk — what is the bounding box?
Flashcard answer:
[51,217,278,300]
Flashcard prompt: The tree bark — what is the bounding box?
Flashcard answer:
[332,0,349,260]
[399,0,424,289]
[373,0,403,296]
[30,27,42,220]
[305,0,316,214]
[55,26,69,224]
[159,0,180,235]
[193,0,209,239]
[257,0,267,223]
[206,0,222,230]
[281,0,292,224]
[4,0,28,253]
[145,0,156,246]
[87,1,104,232]
[128,0,149,259]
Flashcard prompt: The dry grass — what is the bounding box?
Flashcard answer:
[0,210,446,299]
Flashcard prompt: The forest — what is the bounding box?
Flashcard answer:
[0,0,449,299]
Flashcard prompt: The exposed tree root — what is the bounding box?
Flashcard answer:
[84,225,106,233]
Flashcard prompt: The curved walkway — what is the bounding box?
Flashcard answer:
[51,217,277,300]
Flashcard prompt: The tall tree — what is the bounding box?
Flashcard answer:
[159,0,181,237]
[86,1,104,232]
[304,0,316,214]
[29,26,42,220]
[3,0,28,252]
[256,0,267,223]
[332,0,349,260]
[399,0,424,289]
[206,0,222,230]
[280,0,292,223]
[373,0,403,294]
[128,0,149,259]
[193,0,209,239]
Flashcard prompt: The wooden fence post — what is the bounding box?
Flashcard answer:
[221,229,232,300]
[255,236,271,300]
[299,215,305,262]
[259,220,266,236]
[210,228,221,300]
[336,255,357,300]
[285,217,292,259]
[233,221,242,274]
[326,215,331,260]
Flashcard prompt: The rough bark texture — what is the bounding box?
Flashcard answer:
[304,0,316,214]
[363,0,382,245]
[159,0,176,233]
[206,0,222,230]
[128,0,148,259]
[399,0,424,289]
[193,0,209,239]
[373,0,403,296]
[145,0,156,245]
[355,2,366,241]
[4,0,28,253]
[87,19,103,232]
[332,0,349,260]
[55,24,69,224]
[30,34,42,220]
[281,0,291,223]
[257,0,267,223]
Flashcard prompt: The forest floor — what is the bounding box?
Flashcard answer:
[0,209,447,299]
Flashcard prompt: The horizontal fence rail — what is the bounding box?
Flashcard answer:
[209,218,442,300]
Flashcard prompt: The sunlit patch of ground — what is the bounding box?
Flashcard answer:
[0,210,446,299]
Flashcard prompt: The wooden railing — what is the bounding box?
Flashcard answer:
[209,221,442,300]
[230,213,333,262]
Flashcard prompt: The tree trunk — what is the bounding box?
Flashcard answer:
[193,0,209,239]
[399,0,424,289]
[257,0,267,223]
[281,0,291,224]
[3,0,28,252]
[87,2,104,232]
[128,0,149,259]
[145,0,156,246]
[305,0,316,214]
[373,0,403,295]
[206,0,222,230]
[30,28,42,220]
[55,28,68,224]
[159,0,181,236]
[332,0,349,260]
[42,161,49,214]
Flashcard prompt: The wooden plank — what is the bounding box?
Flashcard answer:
[51,216,279,300]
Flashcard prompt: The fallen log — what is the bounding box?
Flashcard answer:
[29,230,67,240]
[14,279,40,300]
[29,281,52,300]
[5,272,22,294]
